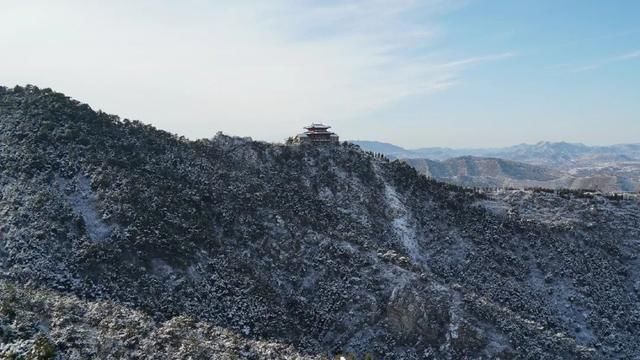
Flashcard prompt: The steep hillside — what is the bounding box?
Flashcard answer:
[1,86,639,359]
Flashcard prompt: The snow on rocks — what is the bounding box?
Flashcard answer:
[59,175,114,242]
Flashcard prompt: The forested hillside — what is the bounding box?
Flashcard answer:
[1,86,639,359]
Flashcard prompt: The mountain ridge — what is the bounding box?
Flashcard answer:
[354,140,640,192]
[352,140,640,162]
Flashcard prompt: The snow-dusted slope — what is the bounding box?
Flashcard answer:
[1,86,639,359]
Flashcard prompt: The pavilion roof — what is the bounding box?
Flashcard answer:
[304,123,331,130]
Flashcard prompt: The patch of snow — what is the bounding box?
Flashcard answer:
[151,258,183,290]
[475,199,511,217]
[382,182,426,266]
[60,176,114,242]
[482,326,512,356]
[317,187,334,201]
[525,255,547,292]
[548,278,596,346]
[447,290,463,341]
[301,269,321,290]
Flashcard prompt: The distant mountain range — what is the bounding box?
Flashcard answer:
[353,140,640,192]
[352,140,640,164]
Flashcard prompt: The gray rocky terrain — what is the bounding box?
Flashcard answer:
[1,86,639,359]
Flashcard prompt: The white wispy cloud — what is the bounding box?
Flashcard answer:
[561,28,640,47]
[437,52,515,68]
[0,0,511,141]
[613,50,640,61]
[571,49,640,72]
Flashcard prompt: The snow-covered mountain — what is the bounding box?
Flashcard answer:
[354,140,640,192]
[404,156,564,189]
[1,86,639,358]
[489,141,640,167]
[353,140,640,164]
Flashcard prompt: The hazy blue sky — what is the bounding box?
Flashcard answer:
[1,0,638,148]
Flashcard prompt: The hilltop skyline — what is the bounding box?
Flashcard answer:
[1,0,638,148]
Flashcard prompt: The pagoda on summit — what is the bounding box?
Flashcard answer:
[292,123,339,145]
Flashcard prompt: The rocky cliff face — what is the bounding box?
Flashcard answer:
[1,86,639,359]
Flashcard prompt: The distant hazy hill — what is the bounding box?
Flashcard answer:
[347,140,408,157]
[353,140,640,191]
[352,140,640,165]
[351,140,480,160]
[488,141,640,167]
[404,156,562,188]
